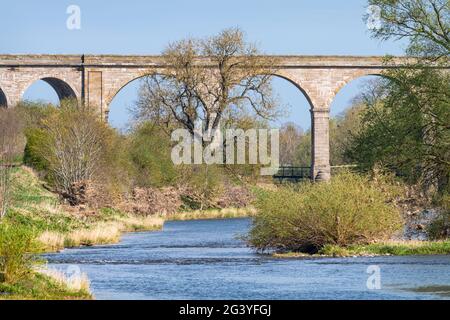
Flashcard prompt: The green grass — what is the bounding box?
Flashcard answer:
[6,166,85,233]
[3,166,165,254]
[0,273,92,300]
[273,241,450,257]
[0,166,164,300]
[333,241,450,256]
[6,167,162,233]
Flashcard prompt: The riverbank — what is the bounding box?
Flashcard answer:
[273,240,450,258]
[5,166,164,253]
[43,218,450,300]
[0,271,92,300]
[1,166,258,300]
[0,166,165,300]
[167,207,257,221]
[7,167,255,252]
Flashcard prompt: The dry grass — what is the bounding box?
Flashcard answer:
[168,207,257,221]
[38,231,65,251]
[29,202,62,215]
[38,215,165,251]
[64,223,123,247]
[118,215,165,232]
[37,267,91,294]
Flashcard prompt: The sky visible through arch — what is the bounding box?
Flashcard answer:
[1,0,406,130]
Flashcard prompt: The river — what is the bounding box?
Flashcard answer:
[44,218,450,300]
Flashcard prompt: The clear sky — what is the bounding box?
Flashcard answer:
[1,0,406,130]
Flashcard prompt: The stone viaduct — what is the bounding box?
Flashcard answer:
[0,54,411,181]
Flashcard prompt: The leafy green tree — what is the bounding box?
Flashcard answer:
[367,0,449,58]
[330,104,365,166]
[128,122,177,188]
[355,0,450,193]
[0,108,24,219]
[25,101,117,201]
[348,68,449,192]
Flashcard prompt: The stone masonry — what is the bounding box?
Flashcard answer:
[0,54,413,181]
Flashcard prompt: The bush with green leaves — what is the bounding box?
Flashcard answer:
[22,100,127,204]
[247,171,403,253]
[128,122,177,188]
[0,223,41,284]
[427,194,450,240]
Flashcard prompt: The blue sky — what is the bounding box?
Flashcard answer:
[1,0,406,130]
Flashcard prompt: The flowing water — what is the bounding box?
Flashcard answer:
[44,218,450,300]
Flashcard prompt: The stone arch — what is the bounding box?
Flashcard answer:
[0,87,7,107]
[21,76,79,105]
[269,72,315,110]
[40,77,78,102]
[105,69,318,111]
[332,69,387,102]
[104,72,163,123]
[104,69,171,109]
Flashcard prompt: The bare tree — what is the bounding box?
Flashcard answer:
[134,28,280,146]
[279,122,303,166]
[0,108,24,219]
[30,102,112,203]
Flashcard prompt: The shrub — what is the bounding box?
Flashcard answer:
[24,100,121,204]
[128,122,177,188]
[247,171,403,253]
[0,108,25,219]
[123,186,182,216]
[427,193,450,240]
[0,223,41,284]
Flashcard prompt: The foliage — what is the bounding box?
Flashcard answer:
[247,171,403,253]
[279,123,304,166]
[0,272,92,300]
[0,108,24,219]
[24,100,121,203]
[295,132,312,167]
[178,164,225,210]
[133,27,280,150]
[427,193,450,239]
[21,102,58,171]
[347,66,450,193]
[428,212,450,239]
[367,0,449,58]
[320,240,450,257]
[357,0,450,194]
[128,122,177,187]
[329,104,365,166]
[0,223,41,284]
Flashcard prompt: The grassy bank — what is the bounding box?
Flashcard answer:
[321,240,450,257]
[6,166,254,252]
[6,166,164,252]
[1,166,256,300]
[0,271,92,300]
[273,240,450,258]
[1,166,164,300]
[167,207,257,221]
